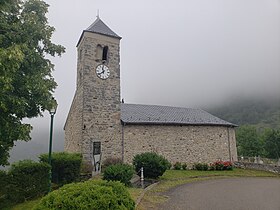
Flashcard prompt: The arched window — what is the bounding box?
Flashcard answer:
[102,46,108,61]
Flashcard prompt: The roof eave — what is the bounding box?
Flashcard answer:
[121,121,238,127]
[76,30,122,47]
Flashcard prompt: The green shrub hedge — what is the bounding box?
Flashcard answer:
[173,162,182,170]
[193,163,209,171]
[39,152,82,186]
[182,163,187,170]
[34,180,135,210]
[7,160,50,203]
[103,163,134,186]
[133,152,171,179]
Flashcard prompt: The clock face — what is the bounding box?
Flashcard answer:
[96,64,110,79]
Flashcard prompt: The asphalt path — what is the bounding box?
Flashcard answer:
[158,178,280,210]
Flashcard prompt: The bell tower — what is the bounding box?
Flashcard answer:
[64,17,122,171]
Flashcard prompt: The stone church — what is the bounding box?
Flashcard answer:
[64,17,238,169]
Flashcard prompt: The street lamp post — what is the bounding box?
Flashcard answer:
[48,98,58,192]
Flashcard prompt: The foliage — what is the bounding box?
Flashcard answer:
[236,125,265,157]
[5,160,50,203]
[0,0,65,166]
[182,163,187,170]
[133,152,171,179]
[193,163,209,171]
[103,163,134,186]
[39,152,82,186]
[0,170,9,208]
[236,125,280,158]
[263,129,280,159]
[33,180,135,210]
[102,156,122,172]
[173,162,182,170]
[209,161,233,171]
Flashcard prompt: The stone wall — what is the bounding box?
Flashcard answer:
[235,162,280,174]
[123,124,237,164]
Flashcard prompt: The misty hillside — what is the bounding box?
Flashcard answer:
[3,129,64,169]
[207,97,280,129]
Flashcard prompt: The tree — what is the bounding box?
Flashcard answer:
[264,129,280,159]
[236,125,264,157]
[0,0,65,165]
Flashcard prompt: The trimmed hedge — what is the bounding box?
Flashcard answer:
[7,160,50,203]
[39,152,82,186]
[103,163,134,186]
[34,180,135,210]
[133,152,171,179]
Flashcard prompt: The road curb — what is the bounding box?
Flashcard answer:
[135,182,159,208]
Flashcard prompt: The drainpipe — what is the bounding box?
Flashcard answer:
[227,127,232,161]
[121,121,125,163]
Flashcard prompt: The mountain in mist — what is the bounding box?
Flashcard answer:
[207,97,280,129]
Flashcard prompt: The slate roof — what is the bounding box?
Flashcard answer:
[121,103,237,127]
[85,17,121,39]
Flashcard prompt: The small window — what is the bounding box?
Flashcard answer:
[96,44,102,60]
[102,46,108,61]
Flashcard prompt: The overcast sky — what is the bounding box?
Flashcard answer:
[21,0,280,150]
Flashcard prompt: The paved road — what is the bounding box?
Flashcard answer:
[158,178,280,210]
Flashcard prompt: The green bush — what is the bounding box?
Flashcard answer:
[33,180,135,210]
[7,160,50,203]
[182,163,187,170]
[173,162,182,170]
[133,152,171,179]
[102,157,122,172]
[103,163,134,186]
[193,163,209,171]
[39,152,82,186]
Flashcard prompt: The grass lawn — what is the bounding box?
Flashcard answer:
[6,169,279,210]
[2,198,41,210]
[137,168,280,209]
